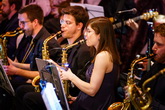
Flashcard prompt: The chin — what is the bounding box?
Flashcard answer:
[86,42,90,46]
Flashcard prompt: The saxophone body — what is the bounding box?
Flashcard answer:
[61,39,85,97]
[108,54,155,110]
[127,54,155,110]
[0,37,8,65]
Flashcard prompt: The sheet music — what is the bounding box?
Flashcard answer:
[70,3,104,19]
[36,58,69,110]
[0,62,15,96]
[41,82,62,110]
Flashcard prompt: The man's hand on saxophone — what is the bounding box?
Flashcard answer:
[3,58,34,76]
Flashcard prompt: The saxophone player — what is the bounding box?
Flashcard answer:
[138,23,165,110]
[123,18,165,110]
[2,4,61,110]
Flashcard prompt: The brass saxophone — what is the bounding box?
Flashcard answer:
[61,39,86,97]
[108,54,155,110]
[32,31,62,92]
[0,28,23,65]
[127,54,156,110]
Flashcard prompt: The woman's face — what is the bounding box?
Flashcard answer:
[84,25,100,49]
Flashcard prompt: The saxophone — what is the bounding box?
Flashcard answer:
[127,54,156,110]
[0,28,23,65]
[61,39,86,97]
[131,68,165,110]
[108,54,155,110]
[32,31,61,92]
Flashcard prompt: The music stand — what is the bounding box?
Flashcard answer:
[70,3,104,19]
[35,58,69,110]
[0,61,15,96]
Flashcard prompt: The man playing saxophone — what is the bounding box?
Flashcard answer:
[5,4,61,88]
[2,4,61,110]
[122,21,165,110]
[138,23,165,110]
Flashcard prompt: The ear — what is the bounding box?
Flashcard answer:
[77,22,83,30]
[10,4,16,11]
[97,34,101,40]
[32,19,39,27]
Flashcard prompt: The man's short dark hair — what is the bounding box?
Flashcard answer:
[8,0,22,11]
[154,23,165,37]
[61,6,89,31]
[19,4,44,25]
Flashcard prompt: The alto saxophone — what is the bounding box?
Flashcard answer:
[127,54,156,110]
[32,31,62,92]
[61,39,86,97]
[0,28,23,65]
[108,54,155,110]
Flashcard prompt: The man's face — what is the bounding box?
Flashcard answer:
[1,0,11,17]
[18,13,33,36]
[60,14,80,39]
[152,33,165,63]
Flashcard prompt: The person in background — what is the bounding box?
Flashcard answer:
[44,0,70,35]
[22,0,51,17]
[0,0,22,60]
[60,17,121,110]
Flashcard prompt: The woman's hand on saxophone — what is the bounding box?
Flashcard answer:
[60,68,74,81]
